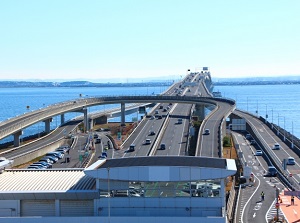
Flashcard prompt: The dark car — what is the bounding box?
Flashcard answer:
[149,131,156,136]
[127,144,135,152]
[160,143,166,150]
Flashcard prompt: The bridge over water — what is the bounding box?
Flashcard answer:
[0,95,235,147]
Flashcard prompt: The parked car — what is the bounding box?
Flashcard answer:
[44,155,58,163]
[28,164,47,169]
[46,152,64,159]
[39,157,53,164]
[27,166,41,169]
[56,146,70,153]
[33,161,52,168]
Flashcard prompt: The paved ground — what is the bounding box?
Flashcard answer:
[279,191,300,223]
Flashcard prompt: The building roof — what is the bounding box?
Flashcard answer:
[98,156,227,169]
[85,156,236,182]
[0,169,97,199]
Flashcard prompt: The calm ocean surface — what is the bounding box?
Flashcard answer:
[0,84,299,143]
[215,84,300,139]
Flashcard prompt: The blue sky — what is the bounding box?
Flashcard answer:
[0,1,299,81]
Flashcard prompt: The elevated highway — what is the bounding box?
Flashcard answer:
[0,94,235,147]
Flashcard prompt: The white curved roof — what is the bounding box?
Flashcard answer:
[0,169,97,200]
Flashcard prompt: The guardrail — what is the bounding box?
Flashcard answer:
[237,110,299,191]
[0,95,235,141]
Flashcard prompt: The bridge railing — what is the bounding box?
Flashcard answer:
[0,95,235,141]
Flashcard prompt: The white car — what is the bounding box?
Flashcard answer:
[273,143,280,150]
[255,150,263,156]
[286,157,295,165]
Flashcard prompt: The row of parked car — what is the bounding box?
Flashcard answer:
[27,145,71,169]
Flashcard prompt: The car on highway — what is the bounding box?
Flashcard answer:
[149,116,155,120]
[250,140,256,145]
[160,143,166,150]
[149,131,156,136]
[145,139,151,145]
[255,150,263,156]
[267,166,277,177]
[127,144,135,152]
[273,143,280,150]
[177,118,183,124]
[203,129,210,135]
[286,157,295,165]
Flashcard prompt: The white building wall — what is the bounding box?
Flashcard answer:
[0,200,19,217]
[0,216,226,223]
[95,197,223,217]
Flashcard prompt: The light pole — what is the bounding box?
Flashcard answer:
[271,108,274,129]
[107,167,110,223]
[277,113,280,135]
[291,121,294,148]
[256,100,258,116]
[265,104,268,123]
[283,116,286,141]
[247,97,248,111]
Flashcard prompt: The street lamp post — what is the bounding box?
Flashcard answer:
[291,121,294,148]
[265,104,268,123]
[283,117,286,141]
[277,114,280,135]
[107,167,110,223]
[271,109,273,129]
[256,100,258,116]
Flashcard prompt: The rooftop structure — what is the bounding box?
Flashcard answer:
[0,156,236,223]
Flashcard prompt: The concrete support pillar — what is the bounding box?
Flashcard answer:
[89,118,94,130]
[60,114,65,124]
[83,108,89,132]
[13,130,23,147]
[121,102,126,126]
[43,118,53,133]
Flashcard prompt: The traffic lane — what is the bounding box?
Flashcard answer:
[235,111,300,185]
[232,132,284,223]
[198,102,233,157]
[123,117,165,157]
[198,106,219,157]
[5,121,79,159]
[155,116,188,156]
[168,104,191,156]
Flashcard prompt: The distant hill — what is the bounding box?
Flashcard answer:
[213,76,300,85]
[0,80,173,88]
